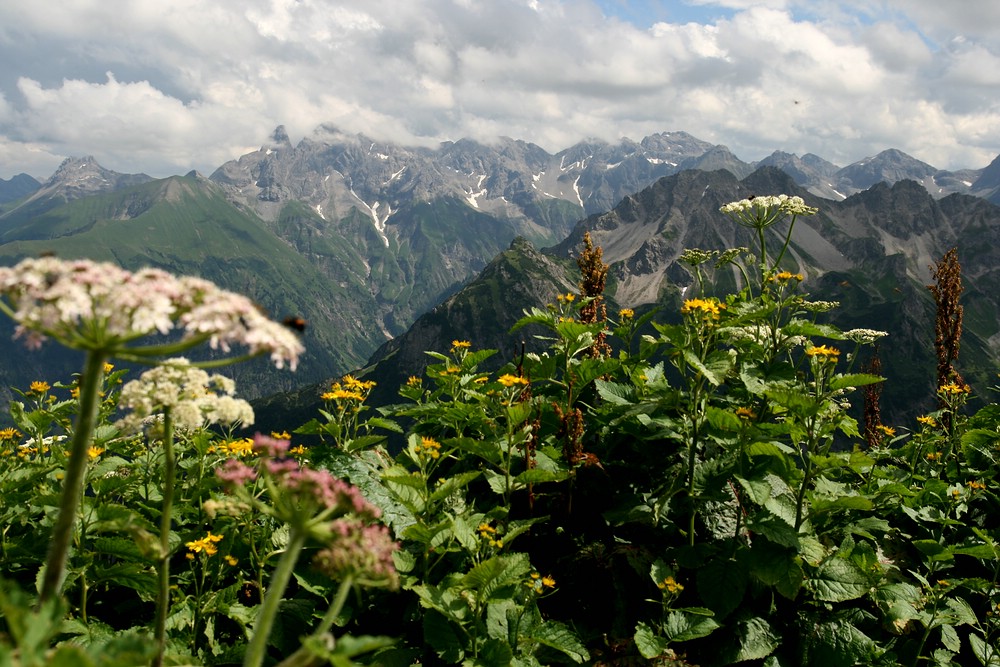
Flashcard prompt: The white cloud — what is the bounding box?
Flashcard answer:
[0,0,997,179]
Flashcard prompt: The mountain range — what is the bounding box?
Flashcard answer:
[3,126,1000,428]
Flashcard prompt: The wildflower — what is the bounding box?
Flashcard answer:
[342,375,376,392]
[541,576,556,588]
[0,427,21,442]
[917,415,938,427]
[312,518,399,589]
[216,459,258,487]
[681,298,725,320]
[251,432,290,458]
[657,576,684,594]
[103,363,115,373]
[289,445,307,456]
[875,425,896,437]
[679,249,717,266]
[770,271,804,282]
[844,329,889,344]
[805,345,840,358]
[938,382,971,395]
[618,308,634,321]
[218,438,255,457]
[0,257,303,369]
[926,452,943,462]
[186,532,224,556]
[324,388,364,401]
[116,358,254,433]
[87,446,104,460]
[967,480,986,491]
[799,300,840,313]
[417,436,442,460]
[225,555,239,566]
[735,407,756,420]
[556,293,576,303]
[719,195,818,229]
[270,430,292,440]
[29,381,50,393]
[406,376,422,387]
[497,374,529,387]
[451,340,472,350]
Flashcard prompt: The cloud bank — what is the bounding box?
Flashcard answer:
[0,0,997,179]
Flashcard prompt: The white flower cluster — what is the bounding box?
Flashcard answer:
[117,358,254,433]
[719,195,819,229]
[0,257,303,369]
[843,328,889,345]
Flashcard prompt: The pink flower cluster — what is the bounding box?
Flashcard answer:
[0,257,303,369]
[312,518,399,589]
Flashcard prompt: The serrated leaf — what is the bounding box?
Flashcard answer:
[809,557,870,603]
[531,620,589,663]
[806,621,878,667]
[664,609,721,642]
[634,622,669,659]
[595,378,635,405]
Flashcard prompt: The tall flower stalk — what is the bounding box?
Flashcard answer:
[0,257,303,607]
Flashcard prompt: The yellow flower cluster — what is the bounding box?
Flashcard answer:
[478,522,503,548]
[417,436,441,460]
[186,531,224,556]
[770,271,804,282]
[735,407,756,420]
[556,293,576,303]
[29,381,50,393]
[211,438,255,457]
[805,345,840,358]
[322,375,376,402]
[681,298,725,320]
[0,427,21,442]
[657,575,684,594]
[875,425,896,437]
[618,308,634,320]
[497,374,529,388]
[938,382,971,395]
[526,571,556,592]
[451,340,472,350]
[917,415,938,427]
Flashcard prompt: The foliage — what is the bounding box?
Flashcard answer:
[3,196,1000,666]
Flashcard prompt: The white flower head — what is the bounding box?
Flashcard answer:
[117,357,254,433]
[0,257,303,370]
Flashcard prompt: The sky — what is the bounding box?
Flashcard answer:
[1,0,999,180]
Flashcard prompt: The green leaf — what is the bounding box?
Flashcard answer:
[664,609,720,643]
[727,616,780,662]
[429,471,481,504]
[828,373,883,391]
[969,632,1000,666]
[805,621,878,667]
[423,611,464,663]
[939,623,961,653]
[461,553,532,601]
[809,557,870,603]
[531,620,589,663]
[634,622,669,659]
[697,559,747,619]
[595,378,636,405]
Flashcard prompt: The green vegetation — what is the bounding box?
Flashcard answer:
[2,195,1000,666]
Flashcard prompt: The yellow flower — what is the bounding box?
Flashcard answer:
[186,532,224,556]
[938,382,971,395]
[103,363,115,373]
[0,427,21,442]
[406,376,422,387]
[225,555,239,566]
[451,340,472,350]
[771,271,804,282]
[326,388,364,401]
[87,446,104,460]
[29,381,50,393]
[681,298,725,320]
[657,576,684,594]
[289,445,307,456]
[805,345,840,358]
[343,375,376,391]
[875,425,896,437]
[618,308,634,320]
[735,407,756,420]
[219,438,254,457]
[541,576,556,589]
[917,415,937,427]
[926,452,943,462]
[497,374,529,387]
[270,430,292,440]
[70,386,80,399]
[967,480,986,491]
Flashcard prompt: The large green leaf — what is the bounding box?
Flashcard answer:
[530,620,589,663]
[809,557,870,602]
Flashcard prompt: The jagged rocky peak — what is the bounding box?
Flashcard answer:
[837,148,938,190]
[40,156,152,200]
[263,125,293,152]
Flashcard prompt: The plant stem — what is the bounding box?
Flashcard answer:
[243,527,309,667]
[38,350,107,604]
[152,409,176,667]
